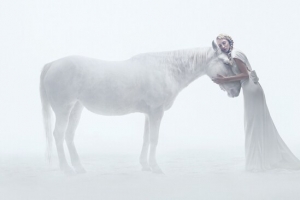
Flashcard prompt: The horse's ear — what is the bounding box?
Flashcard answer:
[212,40,218,51]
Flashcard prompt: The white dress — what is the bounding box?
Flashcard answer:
[231,49,300,171]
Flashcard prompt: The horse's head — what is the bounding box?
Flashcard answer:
[206,41,241,98]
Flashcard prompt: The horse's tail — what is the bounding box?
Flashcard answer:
[40,63,53,163]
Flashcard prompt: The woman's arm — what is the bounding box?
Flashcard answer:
[212,58,249,84]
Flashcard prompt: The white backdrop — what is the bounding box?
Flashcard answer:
[0,0,300,158]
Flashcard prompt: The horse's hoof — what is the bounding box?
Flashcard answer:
[60,165,76,175]
[141,166,151,171]
[150,166,164,174]
[75,166,87,174]
[64,168,76,176]
[152,169,164,174]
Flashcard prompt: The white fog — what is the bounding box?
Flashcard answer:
[1,0,300,199]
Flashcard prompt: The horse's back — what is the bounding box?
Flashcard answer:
[43,56,150,114]
[42,55,178,115]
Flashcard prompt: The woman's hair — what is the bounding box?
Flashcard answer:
[216,34,234,61]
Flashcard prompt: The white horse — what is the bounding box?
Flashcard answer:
[40,41,241,174]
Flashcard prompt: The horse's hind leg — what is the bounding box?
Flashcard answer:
[65,101,85,173]
[53,104,74,174]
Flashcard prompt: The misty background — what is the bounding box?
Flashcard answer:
[1,0,300,171]
[2,1,300,200]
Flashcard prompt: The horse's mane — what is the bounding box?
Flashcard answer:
[131,47,210,75]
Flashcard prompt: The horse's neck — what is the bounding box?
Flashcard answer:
[132,47,212,88]
[164,47,212,87]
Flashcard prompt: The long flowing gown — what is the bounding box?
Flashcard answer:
[231,49,300,171]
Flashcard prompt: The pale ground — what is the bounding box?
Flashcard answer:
[1,147,300,200]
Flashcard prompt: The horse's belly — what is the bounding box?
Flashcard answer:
[79,96,148,116]
[84,104,136,116]
[84,106,135,116]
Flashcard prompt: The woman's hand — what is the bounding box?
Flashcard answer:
[212,74,226,84]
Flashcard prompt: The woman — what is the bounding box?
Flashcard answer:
[212,34,300,171]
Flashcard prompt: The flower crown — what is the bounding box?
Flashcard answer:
[216,34,234,61]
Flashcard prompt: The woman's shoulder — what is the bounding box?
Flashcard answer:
[231,48,248,62]
[231,48,246,57]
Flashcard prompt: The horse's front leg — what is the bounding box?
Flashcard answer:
[148,108,164,174]
[139,115,150,171]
